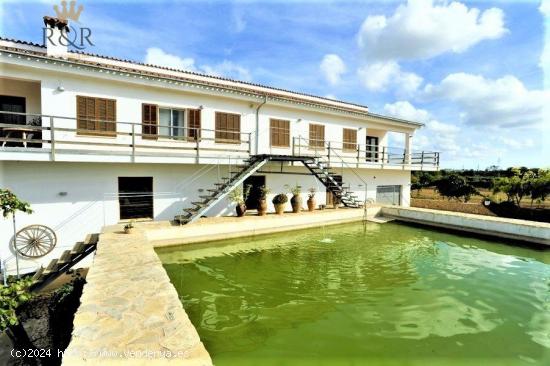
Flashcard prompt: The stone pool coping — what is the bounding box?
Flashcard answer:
[382,206,550,246]
[62,208,377,365]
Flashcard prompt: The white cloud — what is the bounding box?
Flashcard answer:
[384,101,462,157]
[201,61,252,81]
[497,137,534,149]
[144,48,251,81]
[424,73,550,127]
[358,0,507,62]
[540,0,550,16]
[357,61,423,93]
[320,54,346,85]
[145,47,196,71]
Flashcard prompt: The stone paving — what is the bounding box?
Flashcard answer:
[62,226,212,365]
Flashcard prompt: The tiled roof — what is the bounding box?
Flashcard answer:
[0,36,423,127]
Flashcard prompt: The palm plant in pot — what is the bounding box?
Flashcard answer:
[272,193,288,215]
[228,185,251,217]
[257,185,271,216]
[289,184,302,213]
[307,187,317,211]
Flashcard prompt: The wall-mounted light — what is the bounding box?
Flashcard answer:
[58,191,67,196]
[57,86,65,92]
[198,105,204,110]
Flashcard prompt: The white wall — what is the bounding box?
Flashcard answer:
[0,160,410,275]
[1,63,415,159]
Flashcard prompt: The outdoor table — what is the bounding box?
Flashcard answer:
[1,126,36,147]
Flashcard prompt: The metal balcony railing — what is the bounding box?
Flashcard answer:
[0,111,439,168]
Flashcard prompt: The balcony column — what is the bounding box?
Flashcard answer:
[405,133,412,165]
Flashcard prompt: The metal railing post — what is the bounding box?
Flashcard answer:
[50,116,56,161]
[196,129,200,163]
[420,151,424,167]
[248,132,253,156]
[356,144,360,168]
[327,141,331,162]
[131,124,136,162]
[381,146,385,167]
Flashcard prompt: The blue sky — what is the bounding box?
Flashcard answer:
[1,0,548,169]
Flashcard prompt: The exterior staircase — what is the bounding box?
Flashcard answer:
[302,156,362,208]
[175,155,270,224]
[175,154,363,225]
[30,233,99,292]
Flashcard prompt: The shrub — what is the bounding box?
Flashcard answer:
[434,174,478,202]
[272,193,288,205]
[290,184,302,196]
[308,188,317,199]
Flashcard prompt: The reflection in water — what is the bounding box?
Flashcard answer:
[158,222,550,366]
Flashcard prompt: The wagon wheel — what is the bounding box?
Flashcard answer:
[13,225,57,258]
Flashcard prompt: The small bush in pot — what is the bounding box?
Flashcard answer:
[272,193,288,215]
[228,185,251,217]
[123,220,135,234]
[257,185,271,216]
[307,188,317,212]
[289,184,302,213]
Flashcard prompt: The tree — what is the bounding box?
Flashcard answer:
[492,168,536,208]
[1,189,33,278]
[1,277,35,351]
[529,170,550,206]
[434,174,478,202]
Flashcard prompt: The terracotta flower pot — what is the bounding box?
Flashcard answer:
[236,203,246,217]
[257,199,268,216]
[274,203,285,215]
[307,198,316,212]
[290,195,302,213]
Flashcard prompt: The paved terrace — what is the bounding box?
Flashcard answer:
[62,208,378,365]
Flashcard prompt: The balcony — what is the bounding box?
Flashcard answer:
[0,111,439,169]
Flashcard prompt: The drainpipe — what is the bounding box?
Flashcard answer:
[255,95,268,155]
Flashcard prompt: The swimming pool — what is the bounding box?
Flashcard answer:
[157,222,550,365]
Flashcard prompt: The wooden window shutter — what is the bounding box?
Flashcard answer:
[343,128,357,151]
[187,109,201,141]
[76,96,87,131]
[309,124,324,148]
[142,104,158,139]
[270,119,290,147]
[76,96,116,136]
[215,112,240,143]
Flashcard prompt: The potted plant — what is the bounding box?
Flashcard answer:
[290,184,302,213]
[123,220,135,234]
[257,185,271,216]
[307,188,317,212]
[272,193,288,215]
[228,185,251,217]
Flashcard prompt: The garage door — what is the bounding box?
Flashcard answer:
[376,185,401,205]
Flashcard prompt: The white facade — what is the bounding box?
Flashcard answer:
[0,38,436,275]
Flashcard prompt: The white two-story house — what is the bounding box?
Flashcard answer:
[0,19,438,275]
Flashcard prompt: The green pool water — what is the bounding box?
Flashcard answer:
[157,222,550,366]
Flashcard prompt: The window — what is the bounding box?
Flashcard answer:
[215,112,241,143]
[142,104,158,139]
[270,119,290,147]
[309,123,325,148]
[77,96,116,136]
[187,109,201,141]
[159,108,185,139]
[343,128,357,151]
